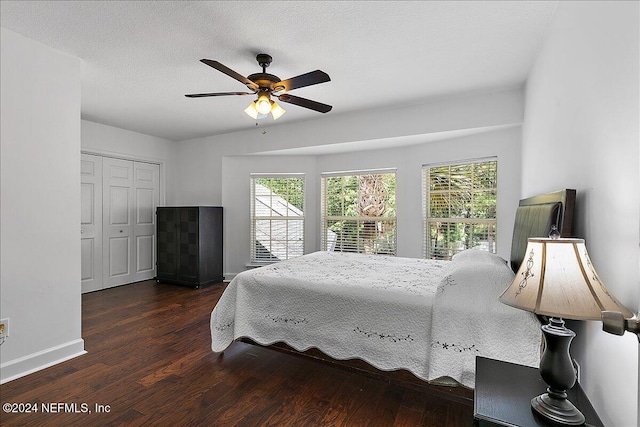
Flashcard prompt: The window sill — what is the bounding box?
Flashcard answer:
[245,262,275,269]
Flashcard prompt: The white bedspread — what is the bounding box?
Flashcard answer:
[210,250,540,388]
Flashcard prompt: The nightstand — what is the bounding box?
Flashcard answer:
[474,356,603,427]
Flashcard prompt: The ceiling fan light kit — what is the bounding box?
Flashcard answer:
[255,91,274,115]
[186,53,332,121]
[243,102,261,120]
[270,101,286,120]
[244,98,286,121]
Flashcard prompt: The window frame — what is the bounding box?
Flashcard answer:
[321,168,397,255]
[422,158,498,260]
[250,173,305,264]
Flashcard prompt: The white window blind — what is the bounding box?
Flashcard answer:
[423,158,497,260]
[321,170,396,255]
[250,174,304,263]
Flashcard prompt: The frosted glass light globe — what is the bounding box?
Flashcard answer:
[256,95,272,115]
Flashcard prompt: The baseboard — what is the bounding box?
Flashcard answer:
[0,339,86,384]
[223,272,237,282]
[225,264,266,282]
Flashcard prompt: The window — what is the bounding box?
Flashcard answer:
[250,174,304,263]
[423,158,497,260]
[321,170,396,255]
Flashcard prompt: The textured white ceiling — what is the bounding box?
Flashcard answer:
[0,1,558,142]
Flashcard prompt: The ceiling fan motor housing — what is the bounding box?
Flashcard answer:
[250,54,282,91]
[247,72,281,90]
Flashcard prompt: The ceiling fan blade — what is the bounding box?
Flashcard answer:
[200,59,259,91]
[185,92,254,98]
[277,94,332,113]
[273,70,330,92]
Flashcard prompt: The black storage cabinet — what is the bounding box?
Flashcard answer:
[156,206,223,288]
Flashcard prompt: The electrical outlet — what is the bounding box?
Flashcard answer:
[0,318,9,338]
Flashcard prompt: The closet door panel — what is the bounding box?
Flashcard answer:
[109,236,130,276]
[103,157,135,288]
[137,235,154,271]
[83,155,161,291]
[132,162,160,282]
[81,154,103,293]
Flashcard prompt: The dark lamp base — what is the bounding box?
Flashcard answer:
[532,392,585,425]
[534,317,586,426]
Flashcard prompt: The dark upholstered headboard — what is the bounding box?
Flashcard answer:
[510,189,576,272]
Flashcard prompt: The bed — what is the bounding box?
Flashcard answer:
[210,189,576,390]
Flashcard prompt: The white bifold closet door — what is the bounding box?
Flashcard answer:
[102,157,136,288]
[132,162,160,283]
[81,154,159,293]
[81,154,104,293]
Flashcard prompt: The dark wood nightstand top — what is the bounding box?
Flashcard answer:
[474,357,603,427]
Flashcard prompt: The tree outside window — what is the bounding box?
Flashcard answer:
[424,159,497,260]
[322,171,396,255]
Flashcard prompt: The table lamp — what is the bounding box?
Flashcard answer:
[499,237,633,425]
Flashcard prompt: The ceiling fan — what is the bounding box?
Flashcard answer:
[185,53,332,120]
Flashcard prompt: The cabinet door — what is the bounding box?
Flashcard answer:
[157,208,178,280]
[199,207,223,283]
[177,207,200,282]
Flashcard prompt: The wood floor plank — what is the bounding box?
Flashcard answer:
[263,361,337,426]
[421,393,457,427]
[371,384,406,425]
[400,387,430,412]
[0,280,473,427]
[394,407,426,427]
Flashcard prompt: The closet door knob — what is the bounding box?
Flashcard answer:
[119,230,123,233]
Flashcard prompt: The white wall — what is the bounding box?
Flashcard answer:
[0,28,85,382]
[173,88,524,206]
[81,120,177,205]
[522,2,639,425]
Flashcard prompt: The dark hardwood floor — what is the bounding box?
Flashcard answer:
[0,280,473,426]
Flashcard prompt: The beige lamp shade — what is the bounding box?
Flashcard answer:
[500,238,633,320]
